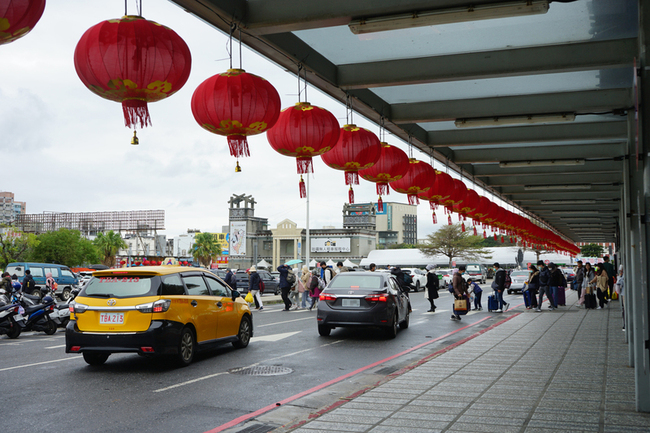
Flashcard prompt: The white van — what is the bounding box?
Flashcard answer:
[465,263,487,284]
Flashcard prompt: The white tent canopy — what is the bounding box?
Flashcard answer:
[326,259,336,267]
[358,247,575,269]
[309,259,318,268]
[256,259,272,269]
[343,259,358,268]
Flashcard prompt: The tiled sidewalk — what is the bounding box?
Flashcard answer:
[283,290,650,433]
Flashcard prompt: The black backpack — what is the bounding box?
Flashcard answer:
[24,278,35,293]
[286,272,296,286]
[402,273,413,285]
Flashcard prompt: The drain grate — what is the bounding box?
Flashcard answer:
[236,424,276,433]
[229,365,293,376]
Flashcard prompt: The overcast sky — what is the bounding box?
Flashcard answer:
[1,0,476,239]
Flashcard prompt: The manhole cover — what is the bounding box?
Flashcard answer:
[229,365,293,376]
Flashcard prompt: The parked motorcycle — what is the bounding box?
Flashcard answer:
[0,289,25,339]
[11,290,57,335]
[50,286,79,328]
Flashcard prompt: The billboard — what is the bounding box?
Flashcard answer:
[229,222,247,256]
[311,238,351,253]
[208,232,230,255]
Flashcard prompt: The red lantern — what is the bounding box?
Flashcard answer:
[74,15,192,129]
[359,143,409,212]
[321,124,382,203]
[267,102,340,197]
[418,170,453,224]
[0,0,45,45]
[192,69,281,159]
[389,159,436,205]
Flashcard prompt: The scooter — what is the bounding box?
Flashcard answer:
[0,290,25,339]
[49,286,79,328]
[11,290,57,335]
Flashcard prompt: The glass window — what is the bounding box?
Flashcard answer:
[183,275,209,296]
[84,275,156,298]
[30,267,44,278]
[61,269,74,278]
[6,266,23,277]
[328,275,382,290]
[45,268,58,278]
[205,276,229,297]
[161,274,185,296]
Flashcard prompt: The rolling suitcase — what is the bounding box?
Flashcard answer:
[523,290,533,309]
[555,287,566,306]
[584,293,597,309]
[487,293,499,312]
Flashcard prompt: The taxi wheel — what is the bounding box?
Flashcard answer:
[83,352,109,366]
[232,316,252,349]
[176,327,195,367]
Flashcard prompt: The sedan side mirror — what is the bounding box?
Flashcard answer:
[231,290,241,301]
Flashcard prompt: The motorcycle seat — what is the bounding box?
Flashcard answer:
[23,303,53,315]
[23,293,41,302]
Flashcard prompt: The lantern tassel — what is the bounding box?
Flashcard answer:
[348,186,354,204]
[122,100,151,129]
[296,157,313,174]
[377,183,389,195]
[461,222,466,232]
[377,196,384,212]
[473,226,477,236]
[227,135,250,158]
[501,236,505,243]
[345,171,359,185]
[408,194,419,205]
[448,215,452,225]
[429,201,436,210]
[299,176,306,198]
[432,212,437,224]
[494,233,498,241]
[483,230,487,239]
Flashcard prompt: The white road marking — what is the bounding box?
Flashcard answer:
[153,372,229,393]
[0,357,79,372]
[250,331,301,343]
[257,316,312,328]
[45,344,66,349]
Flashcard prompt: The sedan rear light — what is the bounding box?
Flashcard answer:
[319,293,337,301]
[73,303,88,314]
[365,294,388,302]
[136,299,171,313]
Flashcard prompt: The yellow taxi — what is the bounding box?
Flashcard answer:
[65,266,252,367]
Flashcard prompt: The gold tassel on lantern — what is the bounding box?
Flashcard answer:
[235,161,242,172]
[130,130,139,145]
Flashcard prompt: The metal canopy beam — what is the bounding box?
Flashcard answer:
[485,172,621,187]
[427,121,627,147]
[452,142,627,164]
[471,160,623,177]
[391,88,633,123]
[339,39,637,89]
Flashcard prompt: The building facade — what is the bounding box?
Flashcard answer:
[343,201,418,246]
[0,192,26,225]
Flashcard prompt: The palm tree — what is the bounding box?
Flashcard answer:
[93,231,127,267]
[192,233,222,267]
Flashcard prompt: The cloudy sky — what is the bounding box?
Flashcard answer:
[1,0,465,239]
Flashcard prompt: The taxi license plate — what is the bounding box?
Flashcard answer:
[99,313,124,324]
[342,299,360,307]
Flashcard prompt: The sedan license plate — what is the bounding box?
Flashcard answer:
[99,312,124,325]
[342,298,360,308]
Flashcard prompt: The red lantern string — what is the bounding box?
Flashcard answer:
[299,176,306,198]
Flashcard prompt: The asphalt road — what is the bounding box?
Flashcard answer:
[1,283,525,433]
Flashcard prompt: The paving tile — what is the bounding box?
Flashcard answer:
[296,421,373,432]
[368,425,440,433]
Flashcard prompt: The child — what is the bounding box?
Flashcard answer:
[468,278,483,311]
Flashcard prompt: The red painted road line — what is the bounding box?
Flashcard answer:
[204,313,518,433]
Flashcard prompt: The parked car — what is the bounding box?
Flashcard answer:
[5,262,79,301]
[560,267,575,283]
[438,268,470,287]
[316,271,411,339]
[507,270,530,294]
[210,269,227,280]
[465,263,487,284]
[400,267,427,292]
[66,266,252,367]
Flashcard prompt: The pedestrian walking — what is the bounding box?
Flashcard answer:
[580,262,596,308]
[309,268,324,311]
[369,263,376,272]
[615,265,625,328]
[526,265,539,309]
[288,268,301,310]
[451,265,469,320]
[319,261,336,285]
[601,256,615,300]
[21,270,36,295]
[573,260,585,299]
[424,264,439,312]
[535,260,555,312]
[491,262,509,313]
[548,263,563,307]
[277,264,293,311]
[468,278,483,310]
[592,264,609,309]
[247,267,263,311]
[300,265,312,309]
[336,261,349,274]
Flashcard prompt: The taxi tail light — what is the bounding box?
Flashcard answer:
[70,346,81,352]
[319,293,337,301]
[73,303,88,314]
[365,294,388,302]
[136,299,171,313]
[141,347,155,353]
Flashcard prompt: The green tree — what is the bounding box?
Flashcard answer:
[31,228,99,267]
[192,233,222,267]
[93,231,127,267]
[580,243,604,257]
[0,228,39,269]
[419,223,492,267]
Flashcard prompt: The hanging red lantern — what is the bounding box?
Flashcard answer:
[192,69,280,159]
[418,170,453,224]
[321,124,382,203]
[0,0,45,45]
[74,15,192,129]
[389,159,436,205]
[359,143,409,212]
[267,102,340,196]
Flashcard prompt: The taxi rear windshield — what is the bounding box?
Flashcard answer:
[82,275,159,298]
[329,275,382,290]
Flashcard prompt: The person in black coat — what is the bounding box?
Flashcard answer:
[425,264,439,312]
